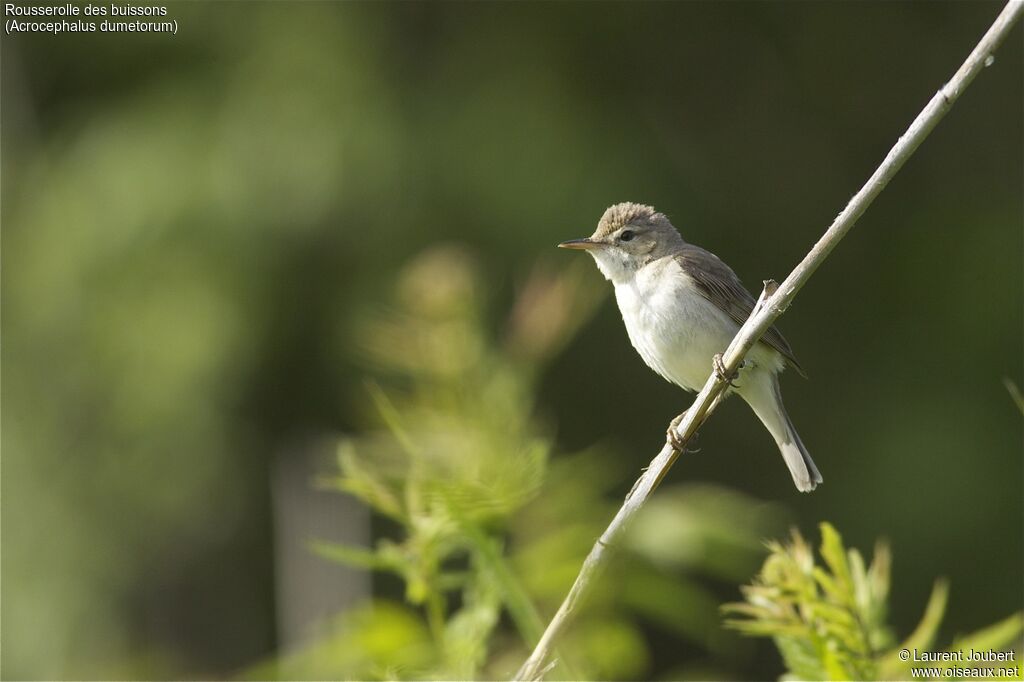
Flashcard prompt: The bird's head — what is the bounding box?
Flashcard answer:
[559,202,685,282]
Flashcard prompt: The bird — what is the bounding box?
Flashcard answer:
[559,202,822,492]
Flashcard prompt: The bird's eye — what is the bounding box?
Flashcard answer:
[619,230,635,242]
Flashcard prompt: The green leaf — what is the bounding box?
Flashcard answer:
[310,540,395,571]
[775,634,826,680]
[442,566,502,679]
[246,600,435,680]
[365,380,422,460]
[880,577,949,677]
[818,522,853,604]
[568,618,650,680]
[1003,377,1024,415]
[335,441,406,521]
[948,612,1023,660]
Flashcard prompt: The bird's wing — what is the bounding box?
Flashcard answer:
[673,245,806,377]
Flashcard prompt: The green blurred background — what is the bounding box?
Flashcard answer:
[2,1,1021,679]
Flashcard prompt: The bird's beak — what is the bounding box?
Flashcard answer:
[558,238,600,250]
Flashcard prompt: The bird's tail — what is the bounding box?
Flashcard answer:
[738,373,822,493]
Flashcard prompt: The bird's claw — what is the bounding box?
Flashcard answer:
[666,410,690,452]
[713,353,742,388]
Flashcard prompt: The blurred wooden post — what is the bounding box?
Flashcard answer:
[271,438,370,650]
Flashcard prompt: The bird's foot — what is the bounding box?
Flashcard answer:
[666,410,690,452]
[713,353,743,388]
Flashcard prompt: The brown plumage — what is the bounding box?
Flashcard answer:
[674,245,806,377]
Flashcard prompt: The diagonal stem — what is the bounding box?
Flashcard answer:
[513,2,1024,679]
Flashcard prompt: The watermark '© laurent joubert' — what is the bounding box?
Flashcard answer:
[901,648,1017,663]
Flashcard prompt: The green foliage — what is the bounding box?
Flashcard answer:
[724,523,1024,681]
[290,246,785,680]
[5,5,1020,678]
[315,247,570,679]
[287,247,586,679]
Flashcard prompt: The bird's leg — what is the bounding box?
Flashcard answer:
[713,353,743,388]
[666,410,689,452]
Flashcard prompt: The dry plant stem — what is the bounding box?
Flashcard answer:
[513,3,1024,680]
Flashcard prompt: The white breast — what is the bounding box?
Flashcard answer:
[613,257,740,392]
